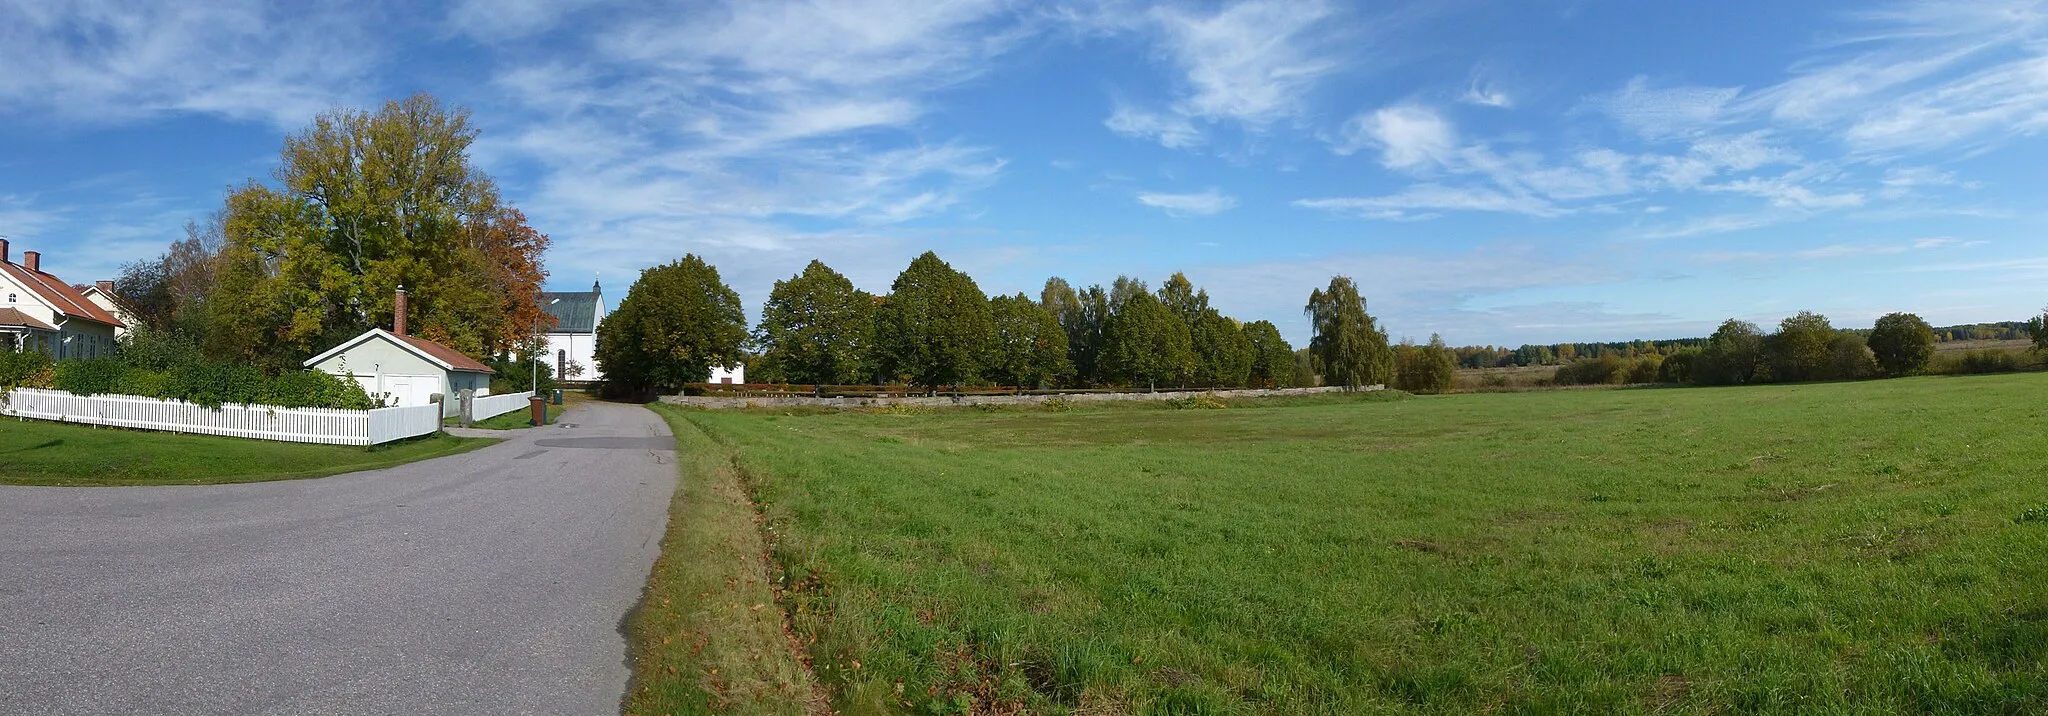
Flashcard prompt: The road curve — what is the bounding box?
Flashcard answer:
[0,401,677,715]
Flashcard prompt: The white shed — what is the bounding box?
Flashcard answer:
[304,329,496,408]
[303,289,496,408]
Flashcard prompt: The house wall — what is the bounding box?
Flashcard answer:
[0,272,57,326]
[709,364,746,384]
[59,321,118,360]
[1,271,116,359]
[308,336,488,407]
[82,289,136,338]
[541,332,602,381]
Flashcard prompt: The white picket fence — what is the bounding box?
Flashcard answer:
[473,391,535,422]
[1,388,443,446]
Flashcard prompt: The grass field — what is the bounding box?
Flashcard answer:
[0,419,489,486]
[632,374,2048,714]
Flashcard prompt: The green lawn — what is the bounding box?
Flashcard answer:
[0,418,489,486]
[634,374,2048,715]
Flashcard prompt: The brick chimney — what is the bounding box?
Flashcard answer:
[22,251,38,273]
[96,280,115,294]
[0,237,9,264]
[394,286,408,336]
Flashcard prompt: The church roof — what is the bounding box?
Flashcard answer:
[541,280,602,334]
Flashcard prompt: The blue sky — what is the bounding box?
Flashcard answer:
[4,0,2047,347]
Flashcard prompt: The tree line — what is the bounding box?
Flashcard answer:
[1544,311,1957,387]
[593,253,1409,396]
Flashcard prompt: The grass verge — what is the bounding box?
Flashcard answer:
[451,402,564,430]
[626,403,822,715]
[0,418,489,486]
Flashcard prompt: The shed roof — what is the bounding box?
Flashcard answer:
[304,328,497,375]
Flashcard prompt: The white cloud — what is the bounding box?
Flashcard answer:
[1152,0,1339,126]
[0,1,377,128]
[1460,67,1514,108]
[1105,103,1204,149]
[1136,188,1239,217]
[1099,0,1345,147]
[1692,236,1985,264]
[1335,104,1457,169]
[1709,177,1865,210]
[1295,184,1564,220]
[472,0,1032,303]
[1587,76,1742,138]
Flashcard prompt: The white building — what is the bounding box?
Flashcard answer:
[539,279,745,385]
[80,281,142,338]
[0,240,124,358]
[540,281,606,383]
[304,289,495,408]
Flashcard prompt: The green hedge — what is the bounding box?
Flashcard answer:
[0,350,54,390]
[51,358,379,410]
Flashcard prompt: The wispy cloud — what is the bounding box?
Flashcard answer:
[1295,184,1564,220]
[1136,188,1238,217]
[1586,76,1742,139]
[1099,0,1345,147]
[1691,236,1986,264]
[0,1,377,127]
[1105,103,1203,149]
[1333,104,1457,168]
[462,0,1037,313]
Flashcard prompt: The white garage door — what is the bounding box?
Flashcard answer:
[380,375,441,408]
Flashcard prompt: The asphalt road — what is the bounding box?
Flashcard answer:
[0,401,678,715]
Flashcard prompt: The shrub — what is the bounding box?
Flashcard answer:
[1041,396,1073,412]
[1933,349,2020,375]
[0,350,54,390]
[1827,333,1879,380]
[1659,348,1702,384]
[53,358,128,397]
[1626,354,1664,384]
[50,355,375,410]
[1168,393,1229,409]
[1553,354,1628,386]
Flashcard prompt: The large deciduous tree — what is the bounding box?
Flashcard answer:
[2030,307,2048,354]
[1157,272,1209,322]
[1104,290,1194,390]
[987,293,1071,388]
[1868,312,1936,376]
[204,94,548,371]
[1394,334,1458,394]
[1188,308,1253,388]
[875,252,993,388]
[1304,276,1393,389]
[1695,319,1765,386]
[1242,320,1295,388]
[754,260,876,385]
[1765,311,1837,382]
[595,255,746,395]
[1041,277,1105,387]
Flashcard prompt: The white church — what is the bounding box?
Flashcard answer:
[539,280,744,385]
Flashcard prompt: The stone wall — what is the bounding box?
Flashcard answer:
[657,385,1384,410]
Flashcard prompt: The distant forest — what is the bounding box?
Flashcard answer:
[1450,321,2032,369]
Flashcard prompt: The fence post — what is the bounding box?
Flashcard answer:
[459,389,476,428]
